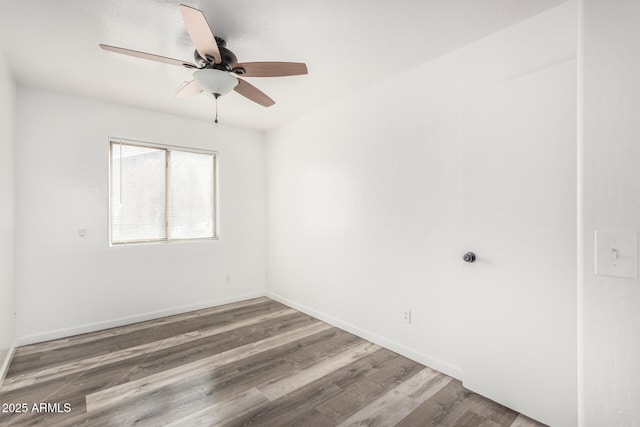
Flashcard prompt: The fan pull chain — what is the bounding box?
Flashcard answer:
[214,93,220,124]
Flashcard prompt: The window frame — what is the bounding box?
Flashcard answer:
[108,138,218,246]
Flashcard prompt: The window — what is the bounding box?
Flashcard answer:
[109,140,217,244]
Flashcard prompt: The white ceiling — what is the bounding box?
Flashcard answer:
[0,0,567,132]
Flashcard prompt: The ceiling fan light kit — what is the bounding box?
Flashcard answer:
[99,4,308,123]
[193,69,238,96]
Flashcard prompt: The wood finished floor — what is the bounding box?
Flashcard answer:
[0,297,547,426]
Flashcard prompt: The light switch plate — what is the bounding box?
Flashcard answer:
[595,230,638,279]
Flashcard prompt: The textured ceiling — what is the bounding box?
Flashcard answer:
[0,0,567,132]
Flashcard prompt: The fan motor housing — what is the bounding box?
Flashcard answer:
[194,37,237,70]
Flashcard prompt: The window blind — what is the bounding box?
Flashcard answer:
[111,143,167,243]
[110,140,217,245]
[168,150,215,240]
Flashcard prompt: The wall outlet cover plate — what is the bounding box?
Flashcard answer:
[595,230,638,279]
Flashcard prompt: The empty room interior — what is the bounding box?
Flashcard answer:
[0,0,639,426]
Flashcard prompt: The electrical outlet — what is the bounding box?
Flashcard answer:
[401,308,412,324]
[225,274,231,284]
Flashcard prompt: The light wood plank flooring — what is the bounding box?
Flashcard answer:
[0,297,547,426]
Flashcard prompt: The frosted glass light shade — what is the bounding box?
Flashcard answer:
[193,69,238,96]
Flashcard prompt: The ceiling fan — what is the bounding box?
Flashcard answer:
[100,4,308,111]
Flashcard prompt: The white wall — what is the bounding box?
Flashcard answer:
[581,0,640,424]
[266,2,576,380]
[14,87,266,344]
[0,51,16,372]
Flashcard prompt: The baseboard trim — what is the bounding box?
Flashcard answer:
[16,291,266,347]
[0,342,17,389]
[267,292,462,380]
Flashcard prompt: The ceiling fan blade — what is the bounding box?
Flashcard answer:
[234,78,275,107]
[175,79,203,98]
[232,62,308,77]
[179,5,221,64]
[99,44,197,68]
